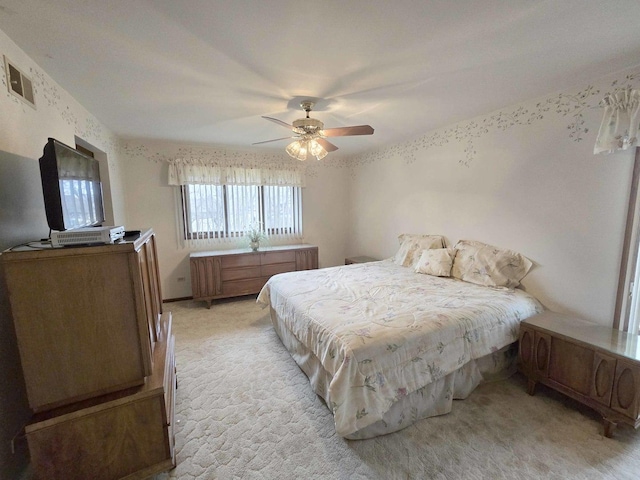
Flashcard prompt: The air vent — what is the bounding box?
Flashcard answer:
[4,55,35,108]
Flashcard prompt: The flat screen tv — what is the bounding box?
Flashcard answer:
[39,138,105,232]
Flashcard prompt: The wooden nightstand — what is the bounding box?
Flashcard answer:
[345,256,378,265]
[519,311,640,437]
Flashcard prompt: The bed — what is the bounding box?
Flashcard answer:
[256,236,543,439]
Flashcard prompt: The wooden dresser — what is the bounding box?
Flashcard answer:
[0,229,176,479]
[25,312,175,480]
[519,311,640,437]
[190,244,318,308]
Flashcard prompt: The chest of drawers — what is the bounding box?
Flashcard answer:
[190,244,318,307]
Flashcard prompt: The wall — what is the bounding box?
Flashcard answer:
[346,66,640,326]
[119,140,350,300]
[0,28,126,479]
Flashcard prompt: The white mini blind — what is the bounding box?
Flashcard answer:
[181,185,302,245]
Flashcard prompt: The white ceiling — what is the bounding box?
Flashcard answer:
[1,0,640,157]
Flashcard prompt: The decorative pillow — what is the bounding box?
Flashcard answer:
[414,248,455,277]
[393,234,446,267]
[451,240,533,288]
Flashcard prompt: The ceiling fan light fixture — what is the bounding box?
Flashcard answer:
[286,139,327,161]
[286,140,307,161]
[309,139,328,160]
[256,99,373,159]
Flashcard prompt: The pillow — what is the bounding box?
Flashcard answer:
[414,248,455,277]
[451,240,532,288]
[393,234,446,267]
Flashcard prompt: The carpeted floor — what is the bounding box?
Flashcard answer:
[154,297,640,480]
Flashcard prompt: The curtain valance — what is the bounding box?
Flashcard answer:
[168,158,305,187]
[594,88,640,155]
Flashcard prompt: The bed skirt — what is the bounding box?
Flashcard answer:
[269,306,518,440]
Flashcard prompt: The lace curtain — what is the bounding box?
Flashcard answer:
[594,88,640,155]
[168,158,305,187]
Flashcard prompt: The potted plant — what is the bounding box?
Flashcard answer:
[245,222,266,251]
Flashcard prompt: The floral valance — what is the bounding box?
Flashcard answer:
[594,88,640,155]
[167,158,305,187]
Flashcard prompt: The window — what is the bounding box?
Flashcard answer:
[615,147,640,334]
[181,184,302,240]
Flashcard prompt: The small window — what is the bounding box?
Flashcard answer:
[181,184,302,240]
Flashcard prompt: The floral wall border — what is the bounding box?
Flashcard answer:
[347,69,640,170]
[120,140,351,180]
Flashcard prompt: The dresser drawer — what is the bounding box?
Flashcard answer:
[261,262,297,277]
[222,278,266,296]
[221,266,261,282]
[261,251,296,265]
[221,254,260,268]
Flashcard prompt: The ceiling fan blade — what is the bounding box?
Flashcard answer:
[262,116,293,129]
[316,138,339,152]
[322,125,374,137]
[252,136,296,145]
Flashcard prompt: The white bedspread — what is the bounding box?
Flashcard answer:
[257,260,543,437]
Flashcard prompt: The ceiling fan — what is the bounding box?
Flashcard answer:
[253,101,374,161]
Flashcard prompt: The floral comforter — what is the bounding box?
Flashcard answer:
[257,260,543,437]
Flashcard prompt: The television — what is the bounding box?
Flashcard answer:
[39,138,105,232]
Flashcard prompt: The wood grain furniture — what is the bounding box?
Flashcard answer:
[190,244,318,308]
[25,312,175,480]
[519,311,640,437]
[1,229,163,412]
[345,255,378,265]
[0,228,176,478]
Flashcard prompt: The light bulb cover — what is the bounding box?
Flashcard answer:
[286,138,328,161]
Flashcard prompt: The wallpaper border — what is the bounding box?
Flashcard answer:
[347,69,640,170]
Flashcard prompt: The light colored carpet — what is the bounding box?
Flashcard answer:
[155,298,640,480]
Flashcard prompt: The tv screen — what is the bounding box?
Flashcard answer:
[39,138,105,231]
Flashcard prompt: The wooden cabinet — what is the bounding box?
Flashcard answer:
[0,228,175,478]
[519,311,640,437]
[1,229,162,412]
[25,312,176,480]
[190,244,318,308]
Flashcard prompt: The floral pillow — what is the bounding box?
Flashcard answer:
[393,234,446,268]
[414,248,455,277]
[451,239,533,288]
